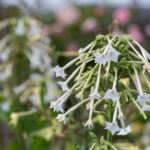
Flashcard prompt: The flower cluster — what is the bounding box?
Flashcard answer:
[51,34,150,136]
[0,18,59,105]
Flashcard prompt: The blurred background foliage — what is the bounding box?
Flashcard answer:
[0,0,150,150]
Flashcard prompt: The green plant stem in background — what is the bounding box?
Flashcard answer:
[106,101,113,150]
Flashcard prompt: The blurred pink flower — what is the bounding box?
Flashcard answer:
[127,25,144,42]
[55,6,80,26]
[145,24,150,37]
[48,23,64,35]
[81,17,99,33]
[65,43,79,52]
[113,8,130,25]
[93,6,106,17]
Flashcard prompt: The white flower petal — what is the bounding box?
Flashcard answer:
[105,121,120,135]
[52,65,66,78]
[117,125,131,136]
[57,114,66,124]
[50,101,64,113]
[104,89,119,102]
[58,81,69,92]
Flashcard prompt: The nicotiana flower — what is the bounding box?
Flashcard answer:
[56,114,67,124]
[52,65,66,79]
[105,121,120,135]
[117,125,131,136]
[51,34,150,140]
[104,70,119,103]
[94,51,110,65]
[107,47,121,62]
[50,101,64,113]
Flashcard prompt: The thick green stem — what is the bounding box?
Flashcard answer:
[106,101,113,150]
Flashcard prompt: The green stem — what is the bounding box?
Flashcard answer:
[106,101,113,150]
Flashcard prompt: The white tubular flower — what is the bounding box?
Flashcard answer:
[50,89,73,112]
[117,125,131,136]
[85,90,94,129]
[94,51,109,65]
[107,48,121,62]
[104,70,119,103]
[130,41,150,73]
[89,65,101,100]
[53,56,81,79]
[50,101,64,113]
[134,40,149,62]
[105,121,120,135]
[56,114,66,124]
[58,66,81,92]
[58,81,69,92]
[15,20,25,36]
[104,89,119,103]
[133,67,150,107]
[52,65,66,79]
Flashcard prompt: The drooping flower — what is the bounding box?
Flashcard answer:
[52,65,66,79]
[117,125,131,136]
[104,89,119,103]
[105,121,120,135]
[56,114,67,124]
[104,70,119,103]
[58,81,69,92]
[50,101,64,113]
[137,94,150,106]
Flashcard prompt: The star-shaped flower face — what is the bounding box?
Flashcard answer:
[137,94,150,106]
[56,114,66,124]
[94,52,110,65]
[89,91,101,100]
[105,121,120,135]
[58,81,69,92]
[104,89,119,103]
[117,125,131,136]
[108,47,121,62]
[50,101,64,113]
[52,65,66,79]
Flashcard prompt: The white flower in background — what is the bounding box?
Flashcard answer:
[50,101,64,113]
[105,121,120,135]
[0,64,12,81]
[56,114,67,124]
[52,65,66,79]
[0,48,10,62]
[0,101,10,112]
[117,125,131,136]
[15,20,25,36]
